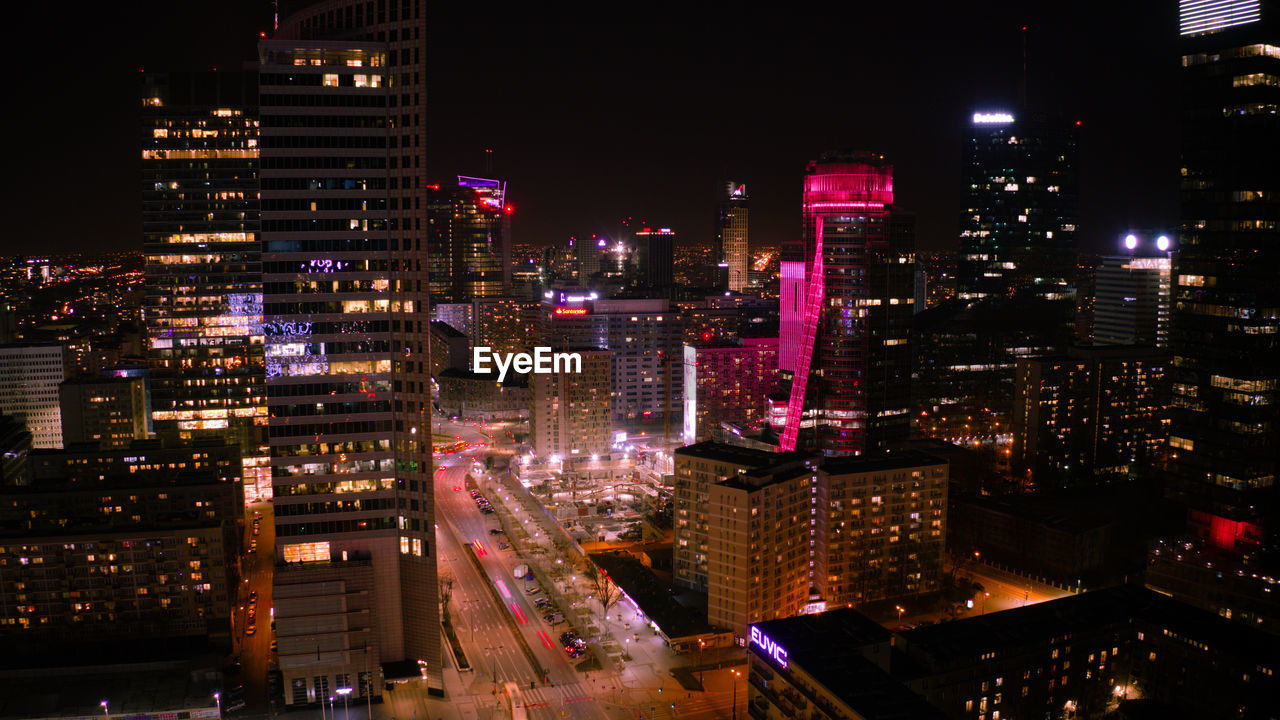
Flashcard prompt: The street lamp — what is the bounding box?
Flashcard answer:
[213,693,221,719]
[730,669,741,720]
[336,687,352,720]
[100,701,108,719]
[896,605,905,622]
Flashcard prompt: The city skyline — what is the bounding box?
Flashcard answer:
[9,2,1179,256]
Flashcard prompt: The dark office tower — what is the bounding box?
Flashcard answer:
[259,33,436,704]
[427,176,512,301]
[717,182,750,292]
[958,111,1079,301]
[634,226,675,290]
[1169,0,1280,550]
[140,72,266,456]
[577,236,606,283]
[778,153,912,456]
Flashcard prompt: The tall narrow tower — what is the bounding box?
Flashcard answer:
[717,182,750,292]
[778,153,912,456]
[1168,0,1279,550]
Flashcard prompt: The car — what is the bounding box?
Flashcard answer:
[526,586,542,595]
[227,661,242,675]
[245,624,256,635]
[453,485,462,491]
[566,646,586,658]
[498,542,510,550]
[270,639,278,652]
[482,508,494,514]
[544,612,564,624]
[249,591,258,602]
[248,609,256,621]
[560,631,578,644]
[489,529,504,535]
[570,637,586,648]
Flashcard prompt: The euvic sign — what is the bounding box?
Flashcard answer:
[749,625,789,668]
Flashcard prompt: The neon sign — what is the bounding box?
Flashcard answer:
[973,112,1015,124]
[554,307,589,316]
[749,626,789,668]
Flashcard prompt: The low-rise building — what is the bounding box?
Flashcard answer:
[59,375,150,449]
[438,368,529,420]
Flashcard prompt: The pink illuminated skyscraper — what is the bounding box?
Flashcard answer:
[776,152,915,456]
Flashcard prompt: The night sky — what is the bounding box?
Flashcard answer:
[8,1,1179,256]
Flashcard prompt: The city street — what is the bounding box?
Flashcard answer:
[235,499,275,714]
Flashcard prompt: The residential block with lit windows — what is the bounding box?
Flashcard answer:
[0,439,241,650]
[681,336,779,444]
[529,349,612,462]
[747,584,1276,720]
[813,452,948,607]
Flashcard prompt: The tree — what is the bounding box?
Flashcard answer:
[439,567,456,623]
[584,562,622,624]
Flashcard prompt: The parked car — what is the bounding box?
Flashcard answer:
[526,586,542,595]
[544,612,565,624]
[489,529,504,535]
[560,631,578,644]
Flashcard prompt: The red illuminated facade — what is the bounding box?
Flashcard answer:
[778,153,914,455]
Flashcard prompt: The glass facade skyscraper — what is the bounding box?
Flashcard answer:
[958,112,1079,301]
[140,72,266,459]
[264,0,438,698]
[778,153,914,456]
[717,182,749,292]
[1168,1,1279,549]
[427,176,511,302]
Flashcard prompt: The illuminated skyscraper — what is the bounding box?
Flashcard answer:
[717,183,750,292]
[427,176,512,302]
[1092,235,1174,347]
[1168,0,1279,549]
[140,72,266,456]
[777,153,914,456]
[260,16,437,699]
[958,111,1079,301]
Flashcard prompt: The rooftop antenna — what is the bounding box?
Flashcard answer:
[484,148,493,175]
[1021,24,1029,110]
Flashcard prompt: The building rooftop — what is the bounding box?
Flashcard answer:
[898,584,1279,670]
[674,441,812,468]
[429,320,468,338]
[750,610,947,720]
[819,450,947,476]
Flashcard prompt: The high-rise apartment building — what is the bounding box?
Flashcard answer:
[673,443,813,593]
[682,337,779,444]
[528,349,612,461]
[140,71,266,454]
[706,454,817,637]
[717,182,750,292]
[812,452,948,607]
[2,440,241,647]
[1013,346,1169,487]
[58,376,149,449]
[1168,0,1280,549]
[259,9,438,697]
[538,292,683,425]
[778,153,914,456]
[675,443,948,636]
[472,296,538,358]
[1093,235,1174,347]
[0,343,66,448]
[427,176,511,301]
[958,111,1079,301]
